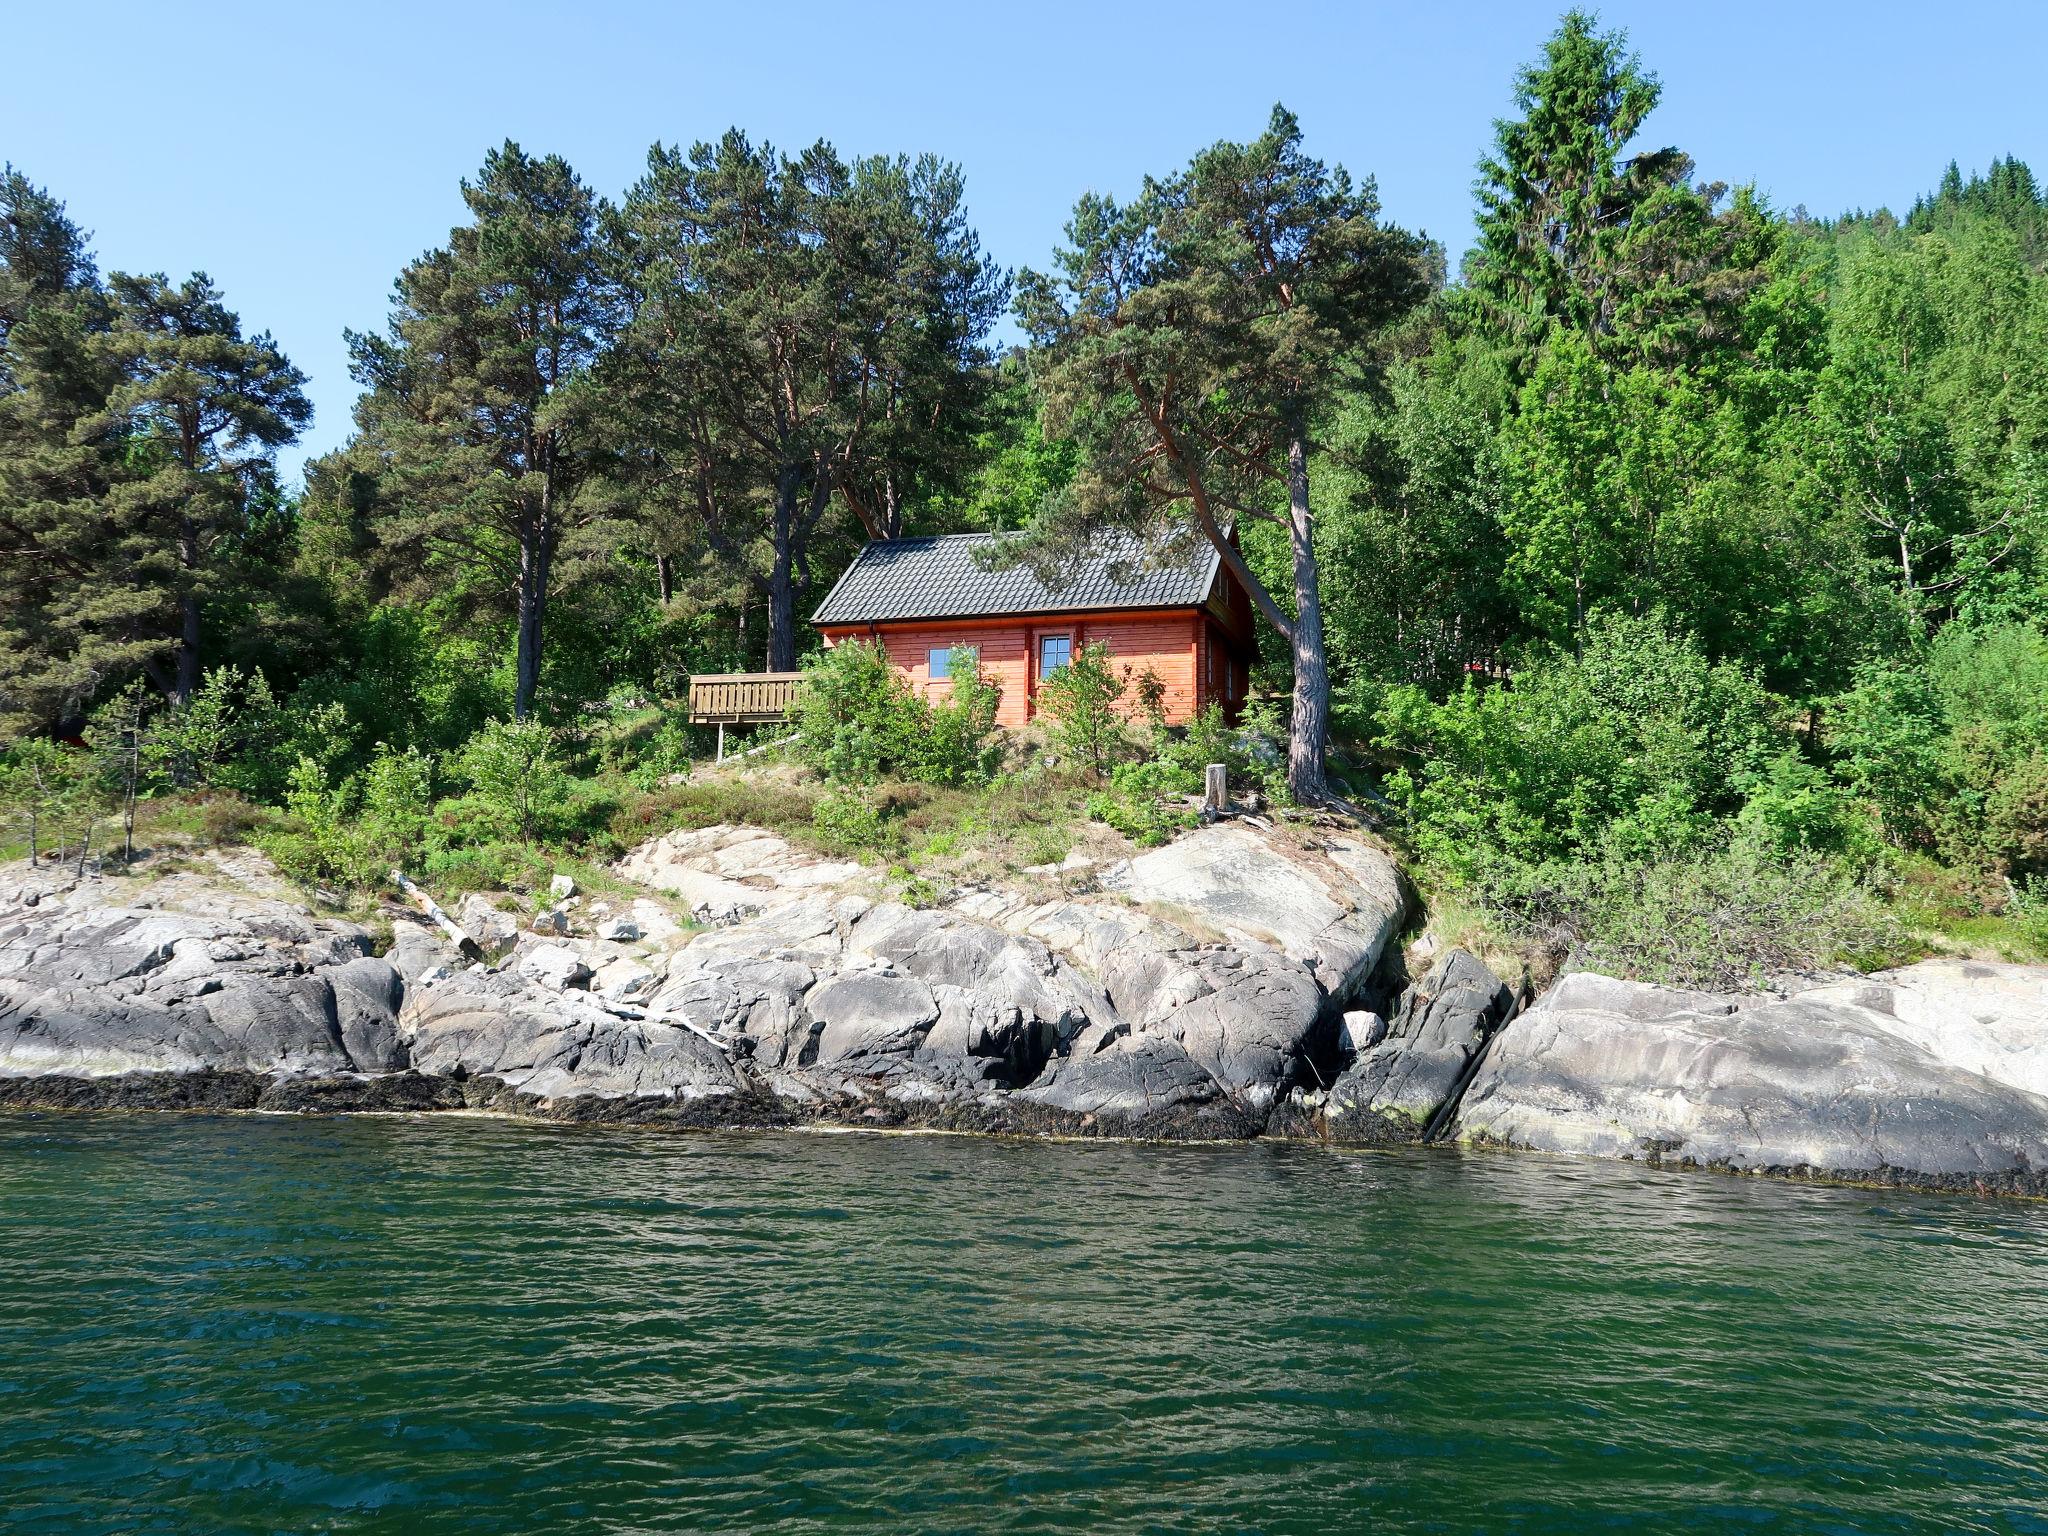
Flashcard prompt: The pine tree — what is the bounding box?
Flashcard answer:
[1017,106,1431,801]
[613,132,1004,671]
[346,142,622,719]
[0,169,120,728]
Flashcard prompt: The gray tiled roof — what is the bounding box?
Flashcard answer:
[812,532,1221,626]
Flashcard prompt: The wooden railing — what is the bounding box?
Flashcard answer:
[687,672,805,725]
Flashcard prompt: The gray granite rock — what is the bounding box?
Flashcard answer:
[1453,969,2048,1193]
[1326,950,1516,1143]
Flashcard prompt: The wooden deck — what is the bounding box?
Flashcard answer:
[687,672,804,726]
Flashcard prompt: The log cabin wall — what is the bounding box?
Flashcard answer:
[818,608,1222,727]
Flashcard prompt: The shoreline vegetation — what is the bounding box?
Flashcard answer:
[3,9,2046,1060]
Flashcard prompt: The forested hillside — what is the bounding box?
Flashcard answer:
[3,11,2044,982]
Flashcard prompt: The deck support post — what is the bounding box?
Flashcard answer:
[716,722,726,764]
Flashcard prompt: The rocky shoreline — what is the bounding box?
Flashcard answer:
[4,825,2046,1198]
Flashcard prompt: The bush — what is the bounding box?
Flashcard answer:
[1036,641,1129,779]
[1832,621,2048,874]
[1086,760,1198,847]
[267,756,381,889]
[1379,613,1784,875]
[812,789,888,853]
[461,718,570,844]
[791,641,1002,787]
[921,662,1005,786]
[1477,843,1913,991]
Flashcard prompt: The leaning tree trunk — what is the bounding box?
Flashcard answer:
[1284,428,1330,804]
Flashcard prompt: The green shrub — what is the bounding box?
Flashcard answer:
[1379,613,1783,875]
[461,718,570,844]
[1036,641,1130,779]
[625,716,698,791]
[921,661,1005,786]
[266,756,381,889]
[791,641,1002,787]
[1832,621,2048,874]
[417,839,554,899]
[812,789,889,853]
[1477,843,1913,991]
[0,737,86,863]
[1086,761,1199,847]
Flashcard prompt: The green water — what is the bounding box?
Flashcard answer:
[3,1117,2047,1534]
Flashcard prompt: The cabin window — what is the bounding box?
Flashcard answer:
[1039,635,1071,677]
[928,645,975,681]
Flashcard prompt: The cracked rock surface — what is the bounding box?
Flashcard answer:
[1452,964,2048,1194]
[0,822,1407,1137]
[11,831,2048,1198]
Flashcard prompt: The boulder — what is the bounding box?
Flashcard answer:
[530,907,571,937]
[1326,950,1516,1143]
[1102,823,1403,1001]
[595,914,642,944]
[1797,960,2048,1100]
[1020,1024,1222,1116]
[402,971,743,1102]
[592,958,657,1002]
[549,874,578,901]
[805,971,939,1065]
[1453,970,2048,1193]
[0,901,392,1079]
[1160,949,1326,1103]
[455,894,519,961]
[516,944,592,992]
[615,825,862,925]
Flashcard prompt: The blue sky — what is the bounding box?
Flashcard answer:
[6,1,2042,482]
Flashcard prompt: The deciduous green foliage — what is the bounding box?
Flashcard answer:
[790,640,1002,787]
[1018,105,1431,801]
[461,717,569,845]
[1833,622,2048,877]
[1379,614,1787,874]
[0,737,77,863]
[1033,641,1127,780]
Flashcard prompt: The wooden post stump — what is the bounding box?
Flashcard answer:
[1204,762,1229,816]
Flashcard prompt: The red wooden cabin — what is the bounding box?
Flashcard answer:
[811,532,1256,728]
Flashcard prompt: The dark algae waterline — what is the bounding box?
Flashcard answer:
[4,1114,2047,1534]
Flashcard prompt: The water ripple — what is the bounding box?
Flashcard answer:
[3,1116,2048,1534]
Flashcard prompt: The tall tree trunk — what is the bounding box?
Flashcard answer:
[765,466,801,673]
[173,518,201,705]
[655,552,674,605]
[513,503,554,721]
[174,590,201,705]
[1284,426,1330,804]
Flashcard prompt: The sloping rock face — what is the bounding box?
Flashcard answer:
[1323,949,1517,1144]
[615,826,863,925]
[0,874,405,1081]
[1453,966,2048,1195]
[0,822,1407,1138]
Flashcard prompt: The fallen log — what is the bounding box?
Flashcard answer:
[390,868,487,965]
